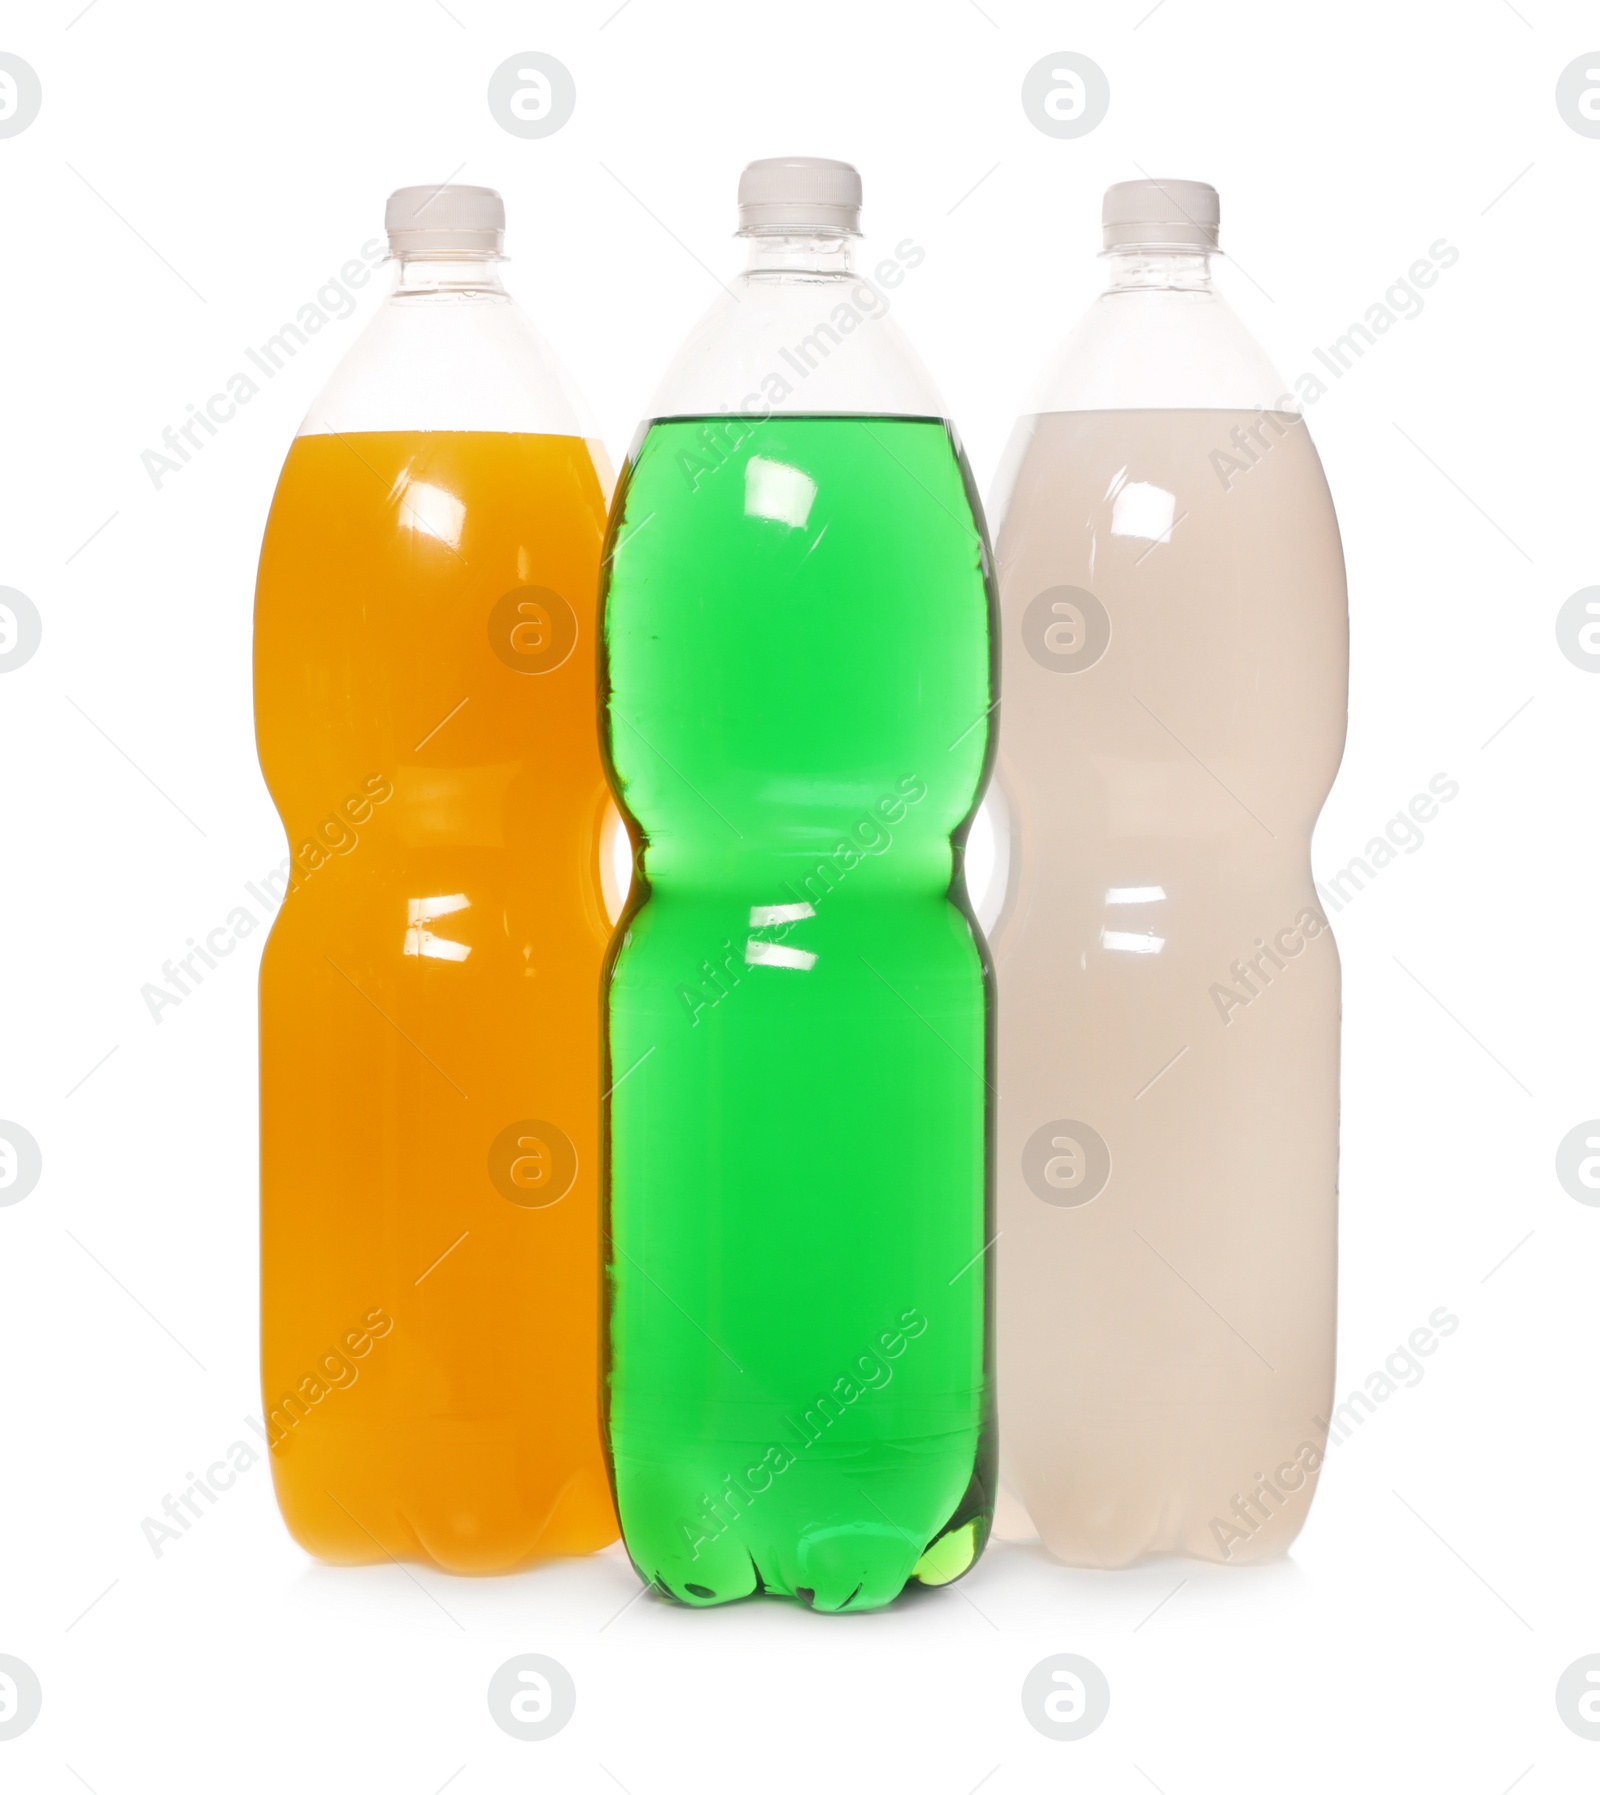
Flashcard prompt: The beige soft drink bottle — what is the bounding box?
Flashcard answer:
[989,181,1348,1566]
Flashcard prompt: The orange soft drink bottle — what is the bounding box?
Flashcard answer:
[252,184,619,1570]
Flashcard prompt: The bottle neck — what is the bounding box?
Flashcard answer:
[739,231,859,283]
[1102,249,1214,293]
[391,253,507,297]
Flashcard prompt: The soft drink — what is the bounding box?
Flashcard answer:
[254,186,618,1571]
[601,159,997,1609]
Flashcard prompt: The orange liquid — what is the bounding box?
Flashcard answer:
[254,430,619,1571]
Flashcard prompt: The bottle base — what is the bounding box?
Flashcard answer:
[615,1453,994,1612]
[269,1444,619,1574]
[1028,1497,1312,1569]
[628,1513,988,1613]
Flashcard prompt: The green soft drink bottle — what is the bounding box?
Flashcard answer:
[600,158,997,1611]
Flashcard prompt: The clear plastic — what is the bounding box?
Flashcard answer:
[990,245,1349,1566]
[645,232,944,419]
[302,254,597,439]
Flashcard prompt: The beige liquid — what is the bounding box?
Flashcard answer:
[992,409,1348,1566]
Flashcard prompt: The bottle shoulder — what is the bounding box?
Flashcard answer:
[1026,286,1291,416]
[299,290,595,438]
[648,273,948,420]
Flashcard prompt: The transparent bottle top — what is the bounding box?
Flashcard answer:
[646,232,946,421]
[299,254,595,439]
[1025,250,1290,415]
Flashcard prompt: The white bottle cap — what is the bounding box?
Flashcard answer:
[385,183,506,257]
[737,157,862,236]
[1101,179,1220,253]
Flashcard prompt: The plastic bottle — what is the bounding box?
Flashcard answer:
[254,184,619,1570]
[600,158,997,1610]
[989,179,1348,1566]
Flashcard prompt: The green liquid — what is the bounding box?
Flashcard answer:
[600,414,996,1610]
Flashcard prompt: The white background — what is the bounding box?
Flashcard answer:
[1,1,1595,1789]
